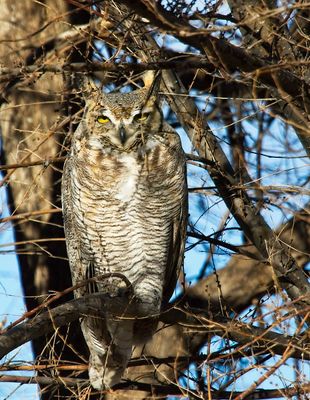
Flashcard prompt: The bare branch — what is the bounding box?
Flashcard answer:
[0,374,309,399]
[0,292,309,362]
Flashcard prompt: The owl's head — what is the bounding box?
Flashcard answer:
[80,72,162,151]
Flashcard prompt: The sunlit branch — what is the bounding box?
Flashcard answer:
[0,292,308,361]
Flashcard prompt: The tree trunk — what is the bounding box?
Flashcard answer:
[0,1,90,398]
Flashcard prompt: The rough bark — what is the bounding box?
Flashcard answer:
[0,1,90,398]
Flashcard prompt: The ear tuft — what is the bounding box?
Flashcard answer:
[142,71,161,91]
[143,71,161,107]
[142,70,156,88]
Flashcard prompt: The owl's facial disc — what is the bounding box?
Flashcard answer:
[93,107,156,150]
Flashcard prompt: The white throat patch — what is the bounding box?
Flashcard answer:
[115,154,140,202]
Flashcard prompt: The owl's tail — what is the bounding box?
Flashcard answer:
[82,318,134,390]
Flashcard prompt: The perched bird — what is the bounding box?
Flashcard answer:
[62,72,187,389]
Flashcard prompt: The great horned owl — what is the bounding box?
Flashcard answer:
[62,73,187,390]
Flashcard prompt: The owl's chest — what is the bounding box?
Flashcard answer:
[73,145,169,209]
[111,153,141,202]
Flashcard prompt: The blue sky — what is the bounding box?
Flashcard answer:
[0,183,38,399]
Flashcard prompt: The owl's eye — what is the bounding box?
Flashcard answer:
[97,116,110,124]
[134,112,150,122]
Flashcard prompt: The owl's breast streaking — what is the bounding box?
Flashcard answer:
[66,128,185,297]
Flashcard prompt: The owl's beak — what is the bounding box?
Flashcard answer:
[119,125,127,145]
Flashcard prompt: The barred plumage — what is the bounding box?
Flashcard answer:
[62,74,187,389]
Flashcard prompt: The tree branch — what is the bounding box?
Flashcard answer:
[0,374,309,399]
[115,0,310,156]
[0,293,309,362]
[114,0,310,107]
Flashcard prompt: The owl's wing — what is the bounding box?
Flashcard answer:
[162,172,188,305]
[62,157,86,295]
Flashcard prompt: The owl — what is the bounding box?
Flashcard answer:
[61,72,187,390]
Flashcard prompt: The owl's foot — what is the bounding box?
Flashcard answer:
[89,360,123,390]
[88,325,133,391]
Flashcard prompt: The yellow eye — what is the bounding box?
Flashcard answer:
[97,116,110,124]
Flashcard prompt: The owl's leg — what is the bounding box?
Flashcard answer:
[82,317,134,390]
[81,317,107,390]
[102,319,134,387]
